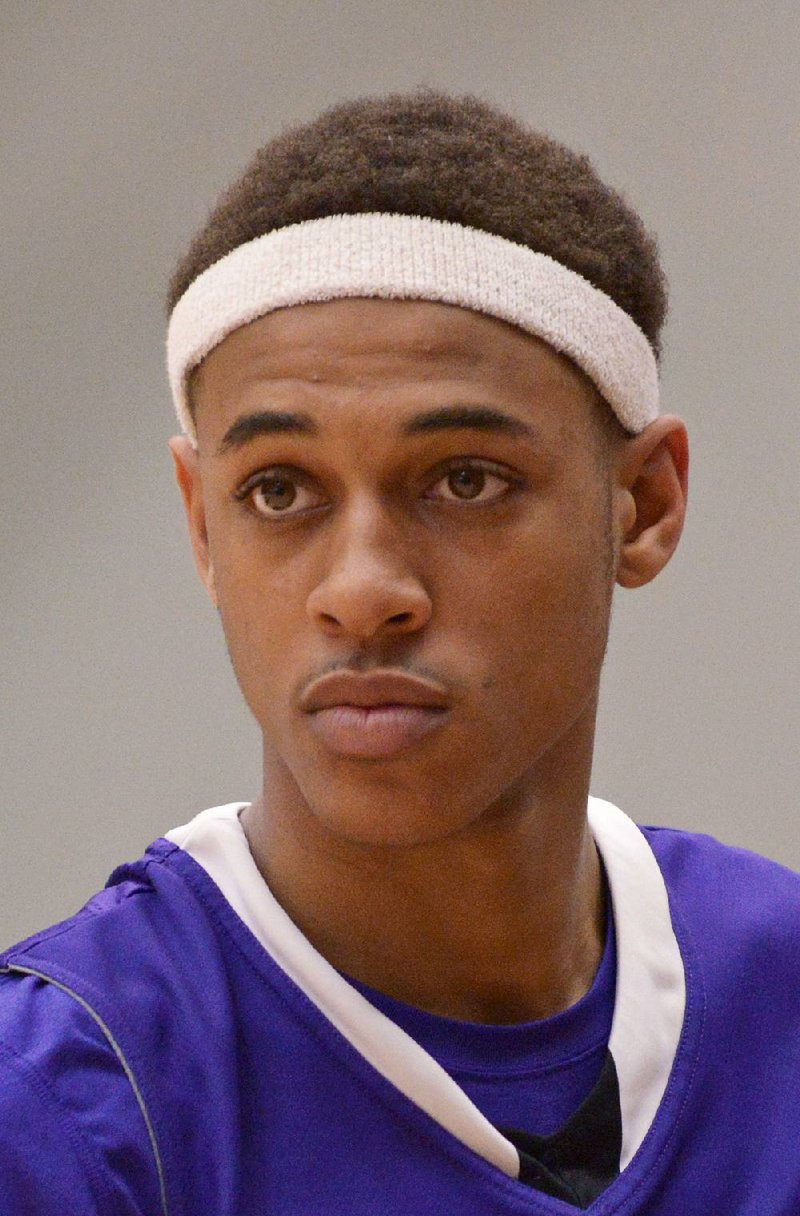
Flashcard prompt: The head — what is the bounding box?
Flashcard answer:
[167,91,688,847]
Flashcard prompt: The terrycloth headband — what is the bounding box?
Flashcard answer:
[167,212,659,446]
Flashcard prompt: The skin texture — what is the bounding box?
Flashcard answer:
[169,298,689,1023]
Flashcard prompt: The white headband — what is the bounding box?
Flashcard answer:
[167,212,659,447]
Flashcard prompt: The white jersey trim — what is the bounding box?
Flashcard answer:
[166,797,684,1178]
[587,799,686,1168]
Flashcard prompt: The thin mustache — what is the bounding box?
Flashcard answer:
[301,658,448,690]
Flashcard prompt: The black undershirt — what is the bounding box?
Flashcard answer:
[499,1049,622,1207]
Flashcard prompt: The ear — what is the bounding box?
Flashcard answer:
[614,415,689,589]
[168,436,218,608]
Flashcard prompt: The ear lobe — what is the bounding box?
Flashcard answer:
[168,436,218,608]
[615,416,689,590]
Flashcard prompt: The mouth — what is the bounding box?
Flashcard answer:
[306,702,449,759]
[299,666,452,756]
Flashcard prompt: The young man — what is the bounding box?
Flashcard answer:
[1,91,798,1214]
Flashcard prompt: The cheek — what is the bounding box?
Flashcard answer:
[455,518,612,709]
[461,512,608,634]
[209,538,303,707]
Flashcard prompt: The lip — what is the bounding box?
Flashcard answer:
[300,669,450,713]
[300,669,451,758]
[306,703,449,758]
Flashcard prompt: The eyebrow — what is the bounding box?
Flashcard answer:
[216,404,539,456]
[217,410,319,455]
[401,405,538,441]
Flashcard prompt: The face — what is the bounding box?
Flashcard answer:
[173,298,628,847]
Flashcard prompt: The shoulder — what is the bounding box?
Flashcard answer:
[0,1009,105,1215]
[642,821,800,906]
[0,838,217,989]
[641,822,800,978]
[0,839,209,1216]
[0,970,160,1215]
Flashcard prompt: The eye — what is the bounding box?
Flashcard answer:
[234,468,324,518]
[424,460,517,505]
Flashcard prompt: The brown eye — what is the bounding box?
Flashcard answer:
[252,474,297,513]
[235,468,323,518]
[427,461,514,505]
[447,466,486,500]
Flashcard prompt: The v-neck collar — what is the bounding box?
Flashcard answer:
[165,796,685,1183]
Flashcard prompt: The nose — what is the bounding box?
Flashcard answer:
[306,502,433,643]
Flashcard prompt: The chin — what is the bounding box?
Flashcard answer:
[303,782,473,849]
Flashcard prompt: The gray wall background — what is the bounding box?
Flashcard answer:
[2,1,798,947]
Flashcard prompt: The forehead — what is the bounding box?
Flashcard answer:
[191,297,601,440]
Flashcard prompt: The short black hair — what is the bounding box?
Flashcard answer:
[167,89,667,352]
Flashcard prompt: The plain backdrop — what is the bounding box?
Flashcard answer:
[2,0,798,946]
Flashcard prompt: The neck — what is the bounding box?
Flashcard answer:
[241,709,605,1025]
